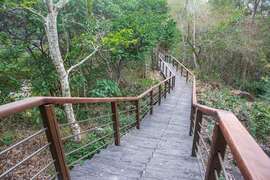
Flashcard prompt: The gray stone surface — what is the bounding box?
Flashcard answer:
[70,65,201,180]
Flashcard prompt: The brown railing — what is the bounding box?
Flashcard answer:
[0,53,175,179]
[166,54,270,180]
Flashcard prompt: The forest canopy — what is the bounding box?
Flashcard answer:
[0,0,178,104]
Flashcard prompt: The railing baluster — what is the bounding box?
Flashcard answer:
[111,102,120,146]
[150,90,153,115]
[166,66,168,77]
[205,124,227,180]
[186,71,189,82]
[169,72,172,90]
[135,100,140,129]
[191,110,203,157]
[39,105,70,180]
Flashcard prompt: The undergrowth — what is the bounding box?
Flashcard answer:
[199,84,270,144]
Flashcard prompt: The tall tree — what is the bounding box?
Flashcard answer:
[25,0,99,141]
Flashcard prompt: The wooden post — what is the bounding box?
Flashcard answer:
[181,66,183,76]
[135,100,140,129]
[150,90,153,115]
[205,124,227,180]
[174,76,176,88]
[168,78,171,94]
[162,62,164,73]
[158,85,161,105]
[169,72,172,89]
[111,102,120,146]
[186,71,189,82]
[155,51,159,69]
[191,110,203,156]
[171,77,174,90]
[164,82,167,99]
[39,105,70,180]
[189,106,195,136]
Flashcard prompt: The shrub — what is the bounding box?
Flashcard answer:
[249,102,270,142]
[91,80,122,97]
[0,131,14,146]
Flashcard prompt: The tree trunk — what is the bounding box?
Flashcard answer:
[192,0,198,69]
[113,59,123,84]
[45,10,81,141]
[252,0,261,23]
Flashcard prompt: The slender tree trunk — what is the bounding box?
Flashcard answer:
[252,0,261,23]
[45,9,81,141]
[192,0,198,68]
[114,59,123,84]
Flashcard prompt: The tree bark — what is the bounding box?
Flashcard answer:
[252,0,261,23]
[44,7,81,141]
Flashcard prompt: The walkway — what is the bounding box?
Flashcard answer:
[70,66,201,180]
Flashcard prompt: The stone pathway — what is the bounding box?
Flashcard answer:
[70,66,201,180]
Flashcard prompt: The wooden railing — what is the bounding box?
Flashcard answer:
[2,52,270,180]
[0,53,175,180]
[166,54,270,180]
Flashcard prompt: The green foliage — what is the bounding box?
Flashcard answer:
[102,28,138,56]
[64,128,112,166]
[249,102,270,142]
[91,80,121,97]
[259,78,270,102]
[0,131,14,146]
[200,86,270,142]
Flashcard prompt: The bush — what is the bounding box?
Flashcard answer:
[0,131,14,146]
[91,80,122,97]
[249,102,270,142]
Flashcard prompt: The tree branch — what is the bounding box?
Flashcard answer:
[24,7,46,20]
[67,46,99,75]
[56,0,70,10]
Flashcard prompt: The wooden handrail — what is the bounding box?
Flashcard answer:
[0,53,176,180]
[170,54,270,180]
[0,77,174,119]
